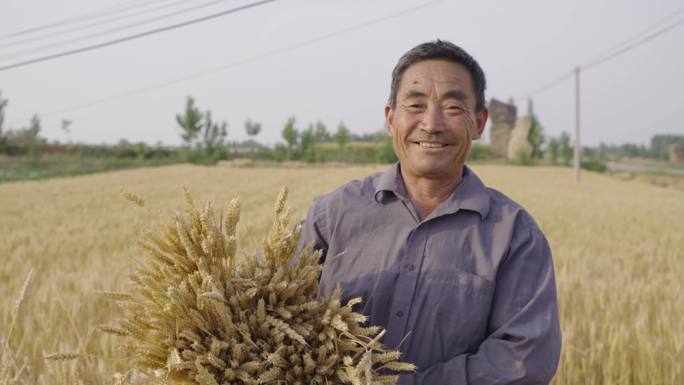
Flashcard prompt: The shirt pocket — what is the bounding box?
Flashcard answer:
[424,268,494,357]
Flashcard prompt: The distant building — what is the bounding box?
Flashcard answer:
[668,143,684,163]
[507,117,533,162]
[488,99,517,157]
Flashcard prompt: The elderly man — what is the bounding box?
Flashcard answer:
[300,40,561,384]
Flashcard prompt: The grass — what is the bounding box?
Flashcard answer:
[0,154,182,183]
[0,164,682,384]
[619,156,684,169]
[609,170,684,191]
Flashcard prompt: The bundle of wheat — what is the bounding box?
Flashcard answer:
[100,187,414,385]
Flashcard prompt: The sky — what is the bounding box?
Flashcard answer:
[0,0,682,147]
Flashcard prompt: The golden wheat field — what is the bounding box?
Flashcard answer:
[1,163,682,385]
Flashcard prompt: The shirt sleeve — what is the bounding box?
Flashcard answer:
[398,219,562,385]
[298,197,329,263]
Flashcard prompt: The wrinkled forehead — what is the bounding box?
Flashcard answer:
[398,59,476,100]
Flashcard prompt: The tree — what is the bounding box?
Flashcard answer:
[374,132,397,163]
[61,119,72,143]
[201,110,228,153]
[61,119,72,133]
[133,142,151,159]
[334,121,350,147]
[314,121,330,143]
[0,90,7,138]
[547,138,560,165]
[10,114,43,144]
[6,114,45,151]
[300,124,317,162]
[282,116,298,150]
[176,96,203,147]
[176,96,229,163]
[650,134,684,160]
[245,119,261,137]
[527,99,545,159]
[559,132,573,166]
[0,91,7,151]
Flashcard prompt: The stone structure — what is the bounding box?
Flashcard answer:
[488,99,517,157]
[668,143,684,163]
[507,117,534,162]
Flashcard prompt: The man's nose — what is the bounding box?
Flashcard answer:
[419,104,445,133]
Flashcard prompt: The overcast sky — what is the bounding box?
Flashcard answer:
[0,0,682,147]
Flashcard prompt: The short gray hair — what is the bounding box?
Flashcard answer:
[389,40,487,112]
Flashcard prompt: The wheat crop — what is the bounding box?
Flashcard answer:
[0,164,682,384]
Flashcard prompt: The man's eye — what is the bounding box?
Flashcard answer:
[407,104,424,110]
[446,105,464,111]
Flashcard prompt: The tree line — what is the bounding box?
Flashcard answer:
[173,96,396,164]
[1,90,681,168]
[507,99,683,168]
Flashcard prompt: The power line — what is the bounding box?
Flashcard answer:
[10,0,445,123]
[582,8,684,68]
[0,0,192,48]
[582,18,684,70]
[527,70,575,97]
[0,0,178,40]
[526,9,684,97]
[0,0,231,52]
[525,10,683,184]
[0,0,279,72]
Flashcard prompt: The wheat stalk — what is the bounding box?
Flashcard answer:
[43,352,80,361]
[101,186,414,384]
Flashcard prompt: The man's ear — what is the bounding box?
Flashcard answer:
[384,104,395,137]
[472,106,488,140]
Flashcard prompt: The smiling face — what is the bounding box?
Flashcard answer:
[385,59,488,181]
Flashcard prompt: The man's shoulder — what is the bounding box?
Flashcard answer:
[483,185,542,234]
[313,170,384,209]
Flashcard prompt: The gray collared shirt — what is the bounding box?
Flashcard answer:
[300,163,561,385]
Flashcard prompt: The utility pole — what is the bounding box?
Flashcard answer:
[574,66,581,184]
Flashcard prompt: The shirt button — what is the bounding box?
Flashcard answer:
[396,311,404,317]
[405,264,415,271]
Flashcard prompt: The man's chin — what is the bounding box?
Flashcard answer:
[403,161,463,179]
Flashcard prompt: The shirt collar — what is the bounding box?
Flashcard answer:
[374,162,407,202]
[373,162,490,220]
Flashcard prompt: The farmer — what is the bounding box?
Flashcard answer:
[300,40,561,384]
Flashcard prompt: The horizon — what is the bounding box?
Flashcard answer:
[1,0,682,148]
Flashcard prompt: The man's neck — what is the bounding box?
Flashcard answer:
[400,165,464,220]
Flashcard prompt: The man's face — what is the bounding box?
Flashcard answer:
[385,59,488,180]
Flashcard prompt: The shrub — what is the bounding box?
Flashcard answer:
[374,134,397,164]
[468,143,490,161]
[581,158,608,173]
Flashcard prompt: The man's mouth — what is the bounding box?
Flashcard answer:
[414,141,448,148]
